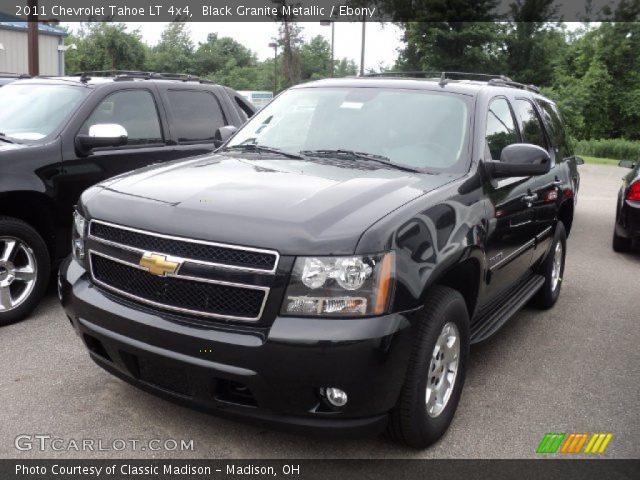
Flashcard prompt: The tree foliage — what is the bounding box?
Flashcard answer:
[64,23,146,73]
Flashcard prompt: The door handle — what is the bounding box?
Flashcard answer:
[522,194,538,203]
[552,179,563,186]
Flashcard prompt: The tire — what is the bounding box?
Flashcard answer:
[612,230,632,253]
[0,217,50,326]
[533,221,567,309]
[387,285,470,449]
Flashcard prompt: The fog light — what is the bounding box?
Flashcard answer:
[323,387,348,407]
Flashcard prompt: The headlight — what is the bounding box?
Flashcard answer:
[281,252,395,317]
[72,210,87,262]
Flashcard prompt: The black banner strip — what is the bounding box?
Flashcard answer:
[1,0,638,22]
[1,459,639,480]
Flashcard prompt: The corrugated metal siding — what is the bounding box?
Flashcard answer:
[0,28,60,75]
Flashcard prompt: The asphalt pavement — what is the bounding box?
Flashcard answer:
[1,163,638,459]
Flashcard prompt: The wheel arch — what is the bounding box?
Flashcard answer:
[416,249,484,321]
[558,199,574,236]
[0,191,57,259]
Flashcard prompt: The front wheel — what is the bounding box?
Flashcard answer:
[0,217,50,326]
[387,286,470,448]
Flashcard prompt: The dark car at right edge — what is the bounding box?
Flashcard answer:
[60,73,580,448]
[613,159,640,251]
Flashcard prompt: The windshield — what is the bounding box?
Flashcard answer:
[227,87,471,172]
[0,84,87,141]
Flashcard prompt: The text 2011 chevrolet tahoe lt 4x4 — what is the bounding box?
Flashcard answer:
[60,74,580,448]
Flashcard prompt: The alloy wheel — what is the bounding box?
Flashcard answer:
[0,237,37,312]
[550,242,563,292]
[426,322,460,418]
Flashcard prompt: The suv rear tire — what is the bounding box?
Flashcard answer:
[533,221,567,309]
[0,217,50,326]
[612,230,632,253]
[387,286,469,448]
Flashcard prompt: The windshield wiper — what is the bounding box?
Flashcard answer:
[0,133,14,144]
[299,149,419,172]
[221,144,305,160]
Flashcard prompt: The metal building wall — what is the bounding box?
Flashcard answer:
[0,28,61,75]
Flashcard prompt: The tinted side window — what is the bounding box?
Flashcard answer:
[486,98,519,160]
[537,99,572,158]
[513,99,547,149]
[83,90,163,146]
[167,90,226,143]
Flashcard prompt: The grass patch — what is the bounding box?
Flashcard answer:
[581,156,620,166]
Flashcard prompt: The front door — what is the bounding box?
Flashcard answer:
[482,97,539,303]
[512,97,559,263]
[57,87,186,256]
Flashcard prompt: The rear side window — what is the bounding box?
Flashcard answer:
[537,99,572,158]
[486,98,519,160]
[83,90,163,146]
[167,90,226,143]
[513,99,547,150]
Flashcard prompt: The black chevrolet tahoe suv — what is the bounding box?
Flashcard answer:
[60,73,580,448]
[0,72,254,325]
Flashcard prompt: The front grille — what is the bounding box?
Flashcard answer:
[90,221,278,272]
[91,253,267,321]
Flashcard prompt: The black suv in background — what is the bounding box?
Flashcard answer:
[60,73,580,448]
[613,159,640,251]
[0,72,254,325]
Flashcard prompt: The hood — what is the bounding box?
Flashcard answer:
[0,141,27,153]
[84,154,460,255]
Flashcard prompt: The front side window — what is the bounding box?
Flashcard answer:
[167,90,227,143]
[485,98,519,160]
[513,99,547,150]
[0,84,87,141]
[227,87,472,172]
[82,90,163,146]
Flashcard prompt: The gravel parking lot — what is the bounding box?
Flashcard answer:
[1,163,638,459]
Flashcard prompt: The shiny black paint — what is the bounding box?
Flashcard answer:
[63,78,579,434]
[0,77,254,263]
[615,161,640,240]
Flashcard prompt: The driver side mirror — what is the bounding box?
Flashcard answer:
[76,124,128,155]
[485,143,551,178]
[214,125,238,147]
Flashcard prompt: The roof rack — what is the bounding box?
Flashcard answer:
[0,72,30,78]
[362,71,540,93]
[71,70,214,84]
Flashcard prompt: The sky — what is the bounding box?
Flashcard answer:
[78,22,405,71]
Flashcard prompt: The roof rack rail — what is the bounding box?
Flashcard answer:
[0,72,30,78]
[362,70,540,93]
[487,78,541,94]
[71,70,214,84]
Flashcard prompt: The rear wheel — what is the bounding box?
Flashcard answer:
[387,286,469,448]
[533,221,566,309]
[0,217,50,326]
[612,230,632,253]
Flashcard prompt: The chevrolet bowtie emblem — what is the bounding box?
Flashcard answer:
[139,252,181,276]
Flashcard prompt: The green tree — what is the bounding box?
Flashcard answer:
[192,33,256,76]
[65,23,146,72]
[300,35,331,80]
[146,22,194,73]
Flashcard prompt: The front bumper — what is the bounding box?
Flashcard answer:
[59,257,417,437]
